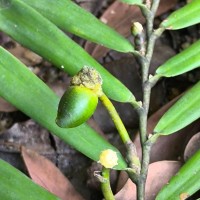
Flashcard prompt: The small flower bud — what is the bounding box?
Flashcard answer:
[131,22,143,36]
[99,149,118,168]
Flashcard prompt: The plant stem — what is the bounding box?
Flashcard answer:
[151,0,161,16]
[99,93,132,144]
[136,29,164,144]
[146,28,165,62]
[145,0,151,9]
[137,107,147,145]
[133,2,164,199]
[137,134,160,199]
[137,147,150,199]
[101,167,115,200]
[143,81,151,113]
[138,142,152,199]
[139,6,152,41]
[100,93,141,177]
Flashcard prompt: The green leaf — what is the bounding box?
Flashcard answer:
[119,0,143,5]
[161,0,200,30]
[156,39,200,77]
[0,47,127,170]
[156,150,200,200]
[0,0,134,103]
[21,0,134,53]
[154,81,200,135]
[0,159,60,200]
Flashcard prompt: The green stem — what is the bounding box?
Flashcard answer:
[101,167,115,200]
[99,93,131,144]
[129,94,143,110]
[100,93,141,178]
[149,74,162,87]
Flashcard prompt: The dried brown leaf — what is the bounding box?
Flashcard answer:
[21,146,84,200]
[0,97,17,112]
[115,161,181,200]
[84,0,178,59]
[184,132,200,161]
[8,43,42,66]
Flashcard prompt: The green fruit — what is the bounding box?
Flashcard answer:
[56,86,98,128]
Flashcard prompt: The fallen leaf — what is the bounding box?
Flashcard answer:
[21,146,84,200]
[0,97,17,112]
[84,0,178,59]
[8,42,42,66]
[115,161,181,200]
[184,132,200,162]
[115,171,129,193]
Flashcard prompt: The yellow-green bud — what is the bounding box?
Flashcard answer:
[131,22,143,36]
[99,149,118,168]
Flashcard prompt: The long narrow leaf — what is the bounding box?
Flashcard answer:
[0,159,60,200]
[161,0,200,30]
[156,150,200,200]
[154,81,200,135]
[0,47,127,170]
[156,40,200,77]
[0,0,134,103]
[21,0,134,53]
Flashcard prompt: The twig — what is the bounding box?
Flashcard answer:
[99,93,141,178]
[99,93,132,144]
[151,0,161,16]
[132,2,165,199]
[137,143,151,200]
[101,167,115,200]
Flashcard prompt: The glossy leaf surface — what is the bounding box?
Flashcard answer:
[0,159,60,200]
[156,40,200,77]
[119,0,143,5]
[161,0,200,30]
[156,150,200,200]
[0,0,134,103]
[0,47,127,170]
[21,0,134,53]
[154,81,200,135]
